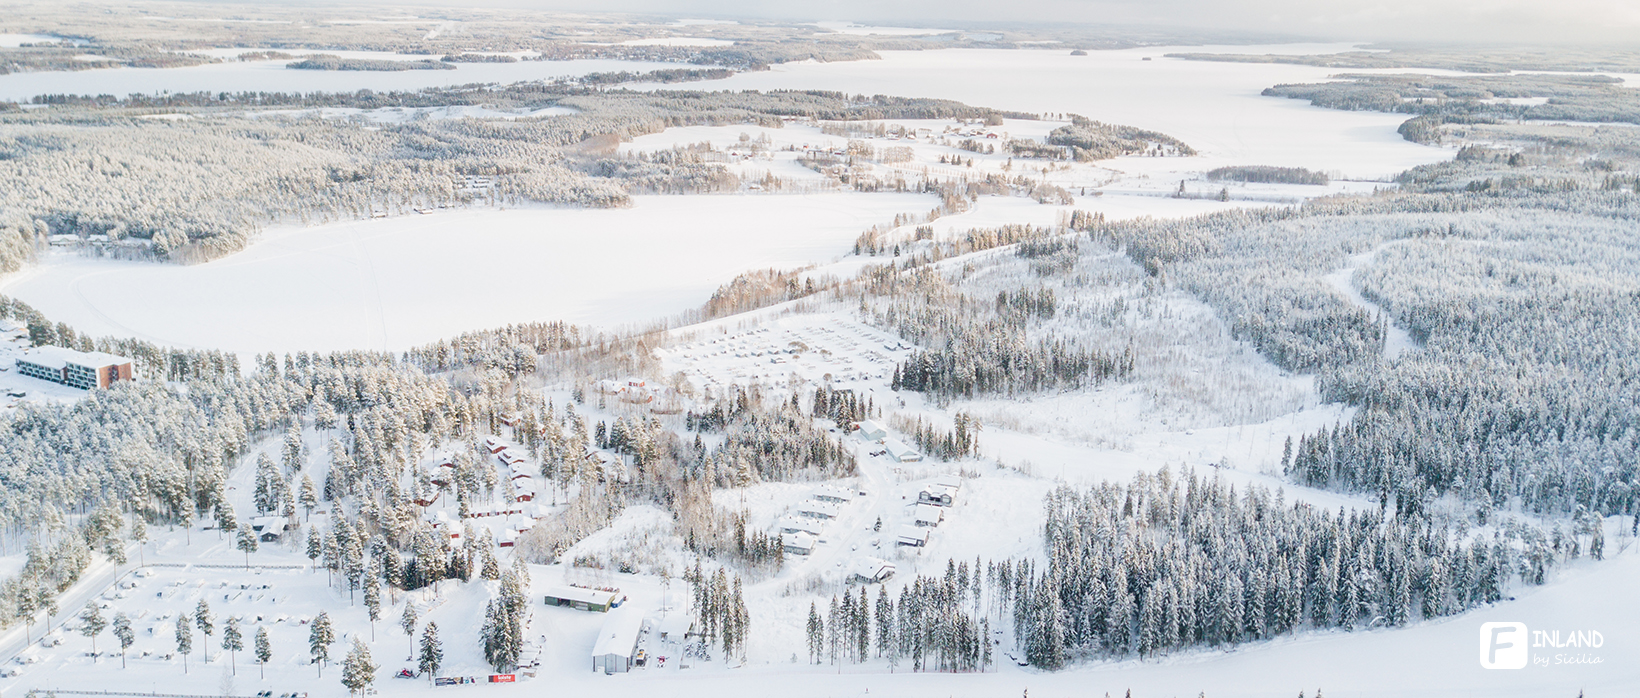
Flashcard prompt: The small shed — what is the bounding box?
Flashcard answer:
[934,474,962,491]
[591,609,644,674]
[782,532,817,556]
[855,420,888,442]
[896,525,929,547]
[545,585,623,613]
[885,439,923,463]
[914,503,944,527]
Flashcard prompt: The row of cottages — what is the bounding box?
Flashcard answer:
[15,346,134,390]
[479,437,538,503]
[797,499,841,520]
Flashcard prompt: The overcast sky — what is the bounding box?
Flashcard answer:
[464,0,1640,44]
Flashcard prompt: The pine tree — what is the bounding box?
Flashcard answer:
[306,527,323,571]
[419,621,443,683]
[364,564,382,641]
[195,600,214,662]
[222,616,243,675]
[175,613,193,674]
[341,637,376,697]
[113,612,134,669]
[310,611,334,677]
[236,523,259,568]
[400,604,419,638]
[79,602,107,654]
[299,475,320,520]
[255,626,271,680]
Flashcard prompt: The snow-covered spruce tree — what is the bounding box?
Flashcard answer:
[175,613,193,674]
[254,626,271,680]
[113,613,134,668]
[419,621,443,683]
[222,616,243,676]
[310,611,334,677]
[340,637,376,697]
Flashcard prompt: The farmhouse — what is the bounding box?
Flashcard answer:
[15,346,133,390]
[914,503,944,527]
[854,420,888,442]
[896,525,929,547]
[884,439,923,463]
[591,609,645,674]
[545,585,624,613]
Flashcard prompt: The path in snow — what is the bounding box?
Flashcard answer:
[1324,249,1421,360]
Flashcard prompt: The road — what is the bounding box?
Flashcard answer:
[0,551,134,668]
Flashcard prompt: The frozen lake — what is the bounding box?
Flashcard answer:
[2,193,937,355]
[639,46,1455,179]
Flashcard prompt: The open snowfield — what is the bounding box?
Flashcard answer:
[0,193,932,355]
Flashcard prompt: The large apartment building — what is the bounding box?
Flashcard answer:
[15,346,134,390]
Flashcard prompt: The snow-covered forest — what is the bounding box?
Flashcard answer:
[0,4,1634,697]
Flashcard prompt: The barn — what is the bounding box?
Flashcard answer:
[591,609,645,674]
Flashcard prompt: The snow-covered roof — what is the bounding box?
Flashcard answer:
[814,485,853,503]
[591,608,644,658]
[776,515,823,535]
[657,607,693,639]
[545,585,620,606]
[249,516,286,532]
[855,420,887,438]
[17,346,132,371]
[885,439,921,460]
[797,500,840,518]
[782,531,816,551]
[934,474,962,490]
[914,503,943,525]
[852,557,895,581]
[896,525,929,544]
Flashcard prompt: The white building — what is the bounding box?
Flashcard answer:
[776,515,823,536]
[934,474,962,491]
[914,503,944,527]
[897,525,929,547]
[918,486,955,507]
[797,500,841,520]
[885,438,923,463]
[782,531,817,556]
[855,420,888,442]
[851,557,897,584]
[813,485,854,504]
[591,609,645,674]
[15,346,133,390]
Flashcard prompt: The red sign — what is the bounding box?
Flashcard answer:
[488,674,516,683]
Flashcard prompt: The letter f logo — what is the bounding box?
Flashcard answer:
[1480,622,1528,669]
